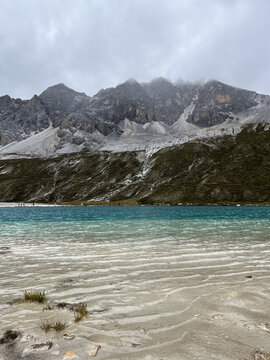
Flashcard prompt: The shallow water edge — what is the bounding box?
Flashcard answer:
[0,206,270,359]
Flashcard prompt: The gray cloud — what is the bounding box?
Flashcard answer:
[0,0,270,98]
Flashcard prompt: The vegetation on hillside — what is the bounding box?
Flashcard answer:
[0,124,270,205]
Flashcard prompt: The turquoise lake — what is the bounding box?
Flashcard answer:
[1,206,270,241]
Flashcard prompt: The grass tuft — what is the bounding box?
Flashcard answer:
[40,321,52,333]
[74,303,88,323]
[40,320,67,332]
[53,321,67,332]
[24,290,46,303]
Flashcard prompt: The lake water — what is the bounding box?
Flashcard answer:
[1,206,270,359]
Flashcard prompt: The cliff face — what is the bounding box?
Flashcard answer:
[187,81,258,127]
[0,78,265,149]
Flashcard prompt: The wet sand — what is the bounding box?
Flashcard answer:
[1,219,270,359]
[0,203,61,207]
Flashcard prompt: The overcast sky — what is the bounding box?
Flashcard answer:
[0,0,270,99]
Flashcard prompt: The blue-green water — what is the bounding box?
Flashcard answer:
[0,205,270,241]
[1,205,270,222]
[1,206,270,359]
[0,205,269,246]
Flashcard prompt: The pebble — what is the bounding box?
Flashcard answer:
[62,350,79,359]
[92,345,101,356]
[212,314,224,320]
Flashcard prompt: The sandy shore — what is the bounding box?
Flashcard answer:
[1,277,270,360]
[0,202,61,207]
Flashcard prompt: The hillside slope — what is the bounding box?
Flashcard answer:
[0,124,269,204]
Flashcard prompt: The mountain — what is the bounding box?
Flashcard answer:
[1,78,270,204]
[0,79,269,157]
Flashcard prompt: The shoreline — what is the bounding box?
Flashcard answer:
[0,202,62,207]
[0,201,270,207]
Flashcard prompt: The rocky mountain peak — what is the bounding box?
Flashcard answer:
[143,77,179,98]
[0,77,268,153]
[39,83,86,100]
[114,79,146,99]
[39,83,88,127]
[46,82,69,90]
[148,77,172,86]
[0,95,13,112]
[124,78,139,85]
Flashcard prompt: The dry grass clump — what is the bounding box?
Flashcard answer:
[74,303,88,323]
[53,321,67,332]
[40,321,52,333]
[24,290,46,303]
[40,320,67,332]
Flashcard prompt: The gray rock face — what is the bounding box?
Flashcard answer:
[0,78,265,147]
[0,94,50,145]
[187,81,259,127]
[87,78,199,127]
[142,77,199,125]
[39,83,88,127]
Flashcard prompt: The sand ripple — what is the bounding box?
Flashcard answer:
[1,219,270,359]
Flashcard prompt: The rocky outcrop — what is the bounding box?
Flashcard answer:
[39,83,88,127]
[142,78,199,125]
[0,94,50,145]
[187,80,259,127]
